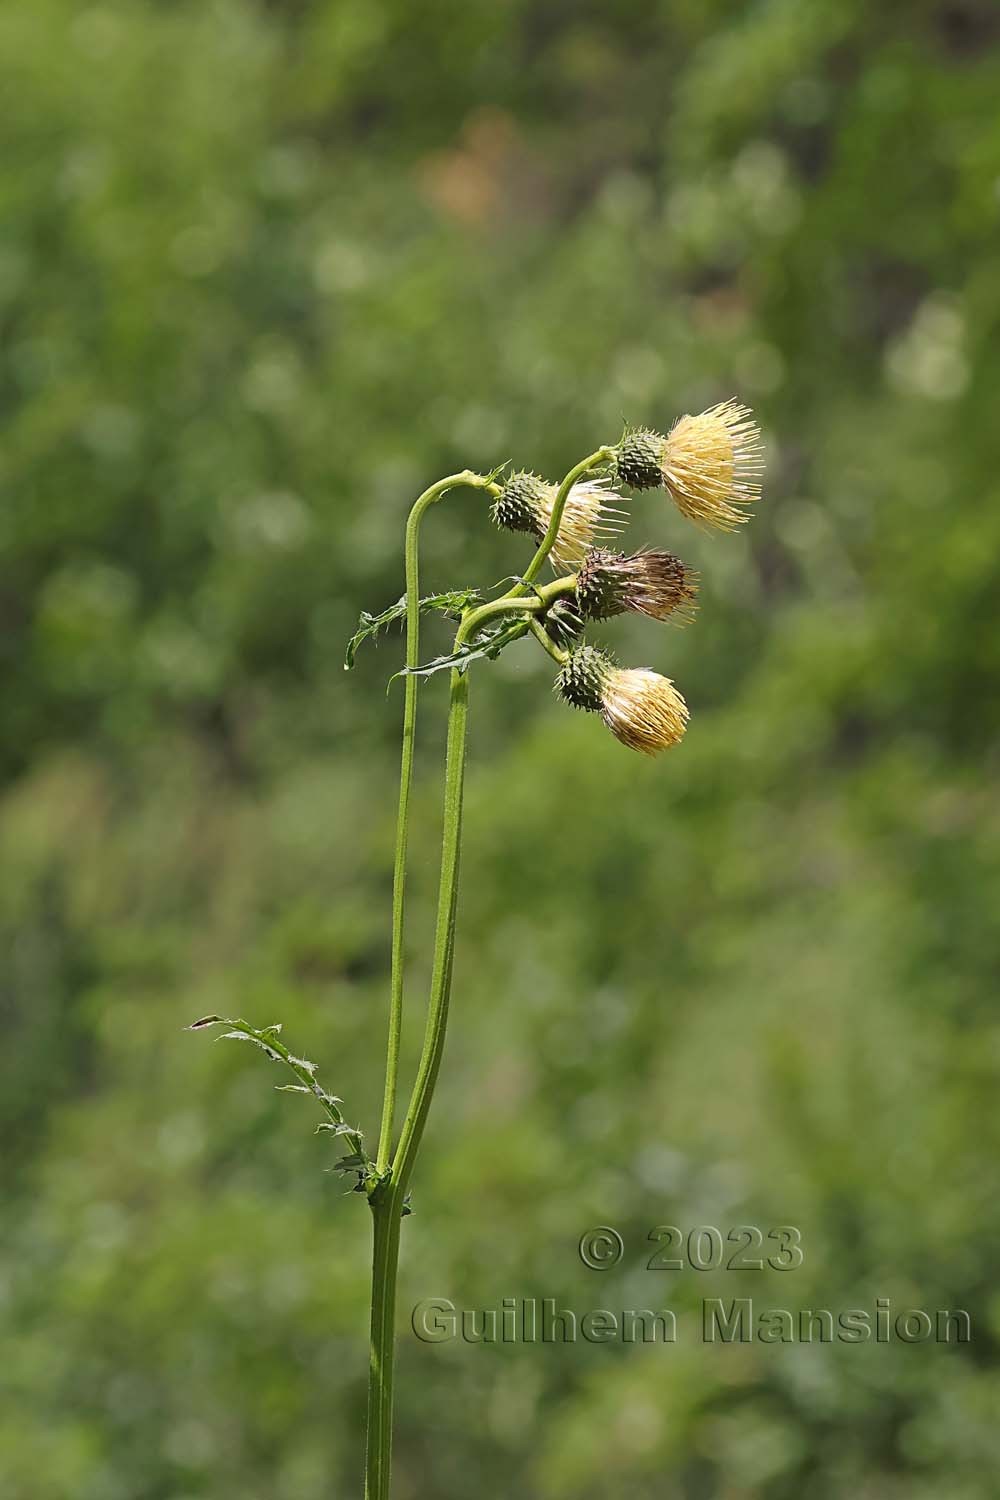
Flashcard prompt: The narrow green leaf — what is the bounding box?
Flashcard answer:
[344,588,484,669]
[390,620,529,685]
[330,1153,366,1173]
[218,1030,282,1061]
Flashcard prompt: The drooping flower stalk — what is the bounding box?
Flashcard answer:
[377,472,500,1174]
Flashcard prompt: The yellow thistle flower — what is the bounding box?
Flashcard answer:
[555,646,688,755]
[601,667,689,754]
[492,473,627,569]
[661,401,763,530]
[613,400,764,531]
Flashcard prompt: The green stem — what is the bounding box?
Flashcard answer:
[365,1191,402,1500]
[364,654,471,1500]
[390,648,471,1197]
[458,573,576,646]
[527,615,570,665]
[514,448,613,594]
[376,471,498,1174]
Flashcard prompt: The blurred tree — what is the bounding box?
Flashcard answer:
[2,1,999,1496]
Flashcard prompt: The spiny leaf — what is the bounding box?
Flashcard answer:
[344,588,484,669]
[390,620,529,685]
[189,1013,377,1187]
[288,1054,317,1075]
[219,1030,281,1061]
[330,1153,366,1173]
[508,576,545,600]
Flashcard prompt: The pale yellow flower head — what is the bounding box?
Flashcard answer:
[492,473,626,569]
[601,667,689,754]
[555,646,688,755]
[540,480,627,569]
[661,400,763,530]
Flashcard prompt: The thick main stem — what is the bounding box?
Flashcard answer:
[365,1190,403,1500]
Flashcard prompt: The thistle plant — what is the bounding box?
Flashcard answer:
[189,398,764,1497]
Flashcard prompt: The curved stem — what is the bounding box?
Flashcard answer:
[528,616,570,665]
[376,471,499,1174]
[515,448,613,593]
[458,573,576,646]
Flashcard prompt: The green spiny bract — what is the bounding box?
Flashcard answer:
[543,597,585,647]
[575,547,631,619]
[491,471,551,537]
[555,644,614,713]
[613,428,665,491]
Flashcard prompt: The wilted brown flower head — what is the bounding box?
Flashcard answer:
[613,401,764,530]
[575,546,698,624]
[492,471,627,569]
[555,645,688,755]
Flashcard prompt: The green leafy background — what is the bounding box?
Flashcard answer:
[3,2,999,1496]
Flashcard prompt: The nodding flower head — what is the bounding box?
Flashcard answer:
[613,401,764,530]
[600,667,689,754]
[491,471,626,569]
[555,645,688,755]
[575,546,698,624]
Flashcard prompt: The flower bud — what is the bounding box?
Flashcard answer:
[575,547,697,623]
[492,472,626,568]
[613,401,763,530]
[555,646,688,754]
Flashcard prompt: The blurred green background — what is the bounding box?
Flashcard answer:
[3,1,1000,1496]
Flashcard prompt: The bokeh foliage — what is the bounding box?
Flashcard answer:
[3,1,1000,1496]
